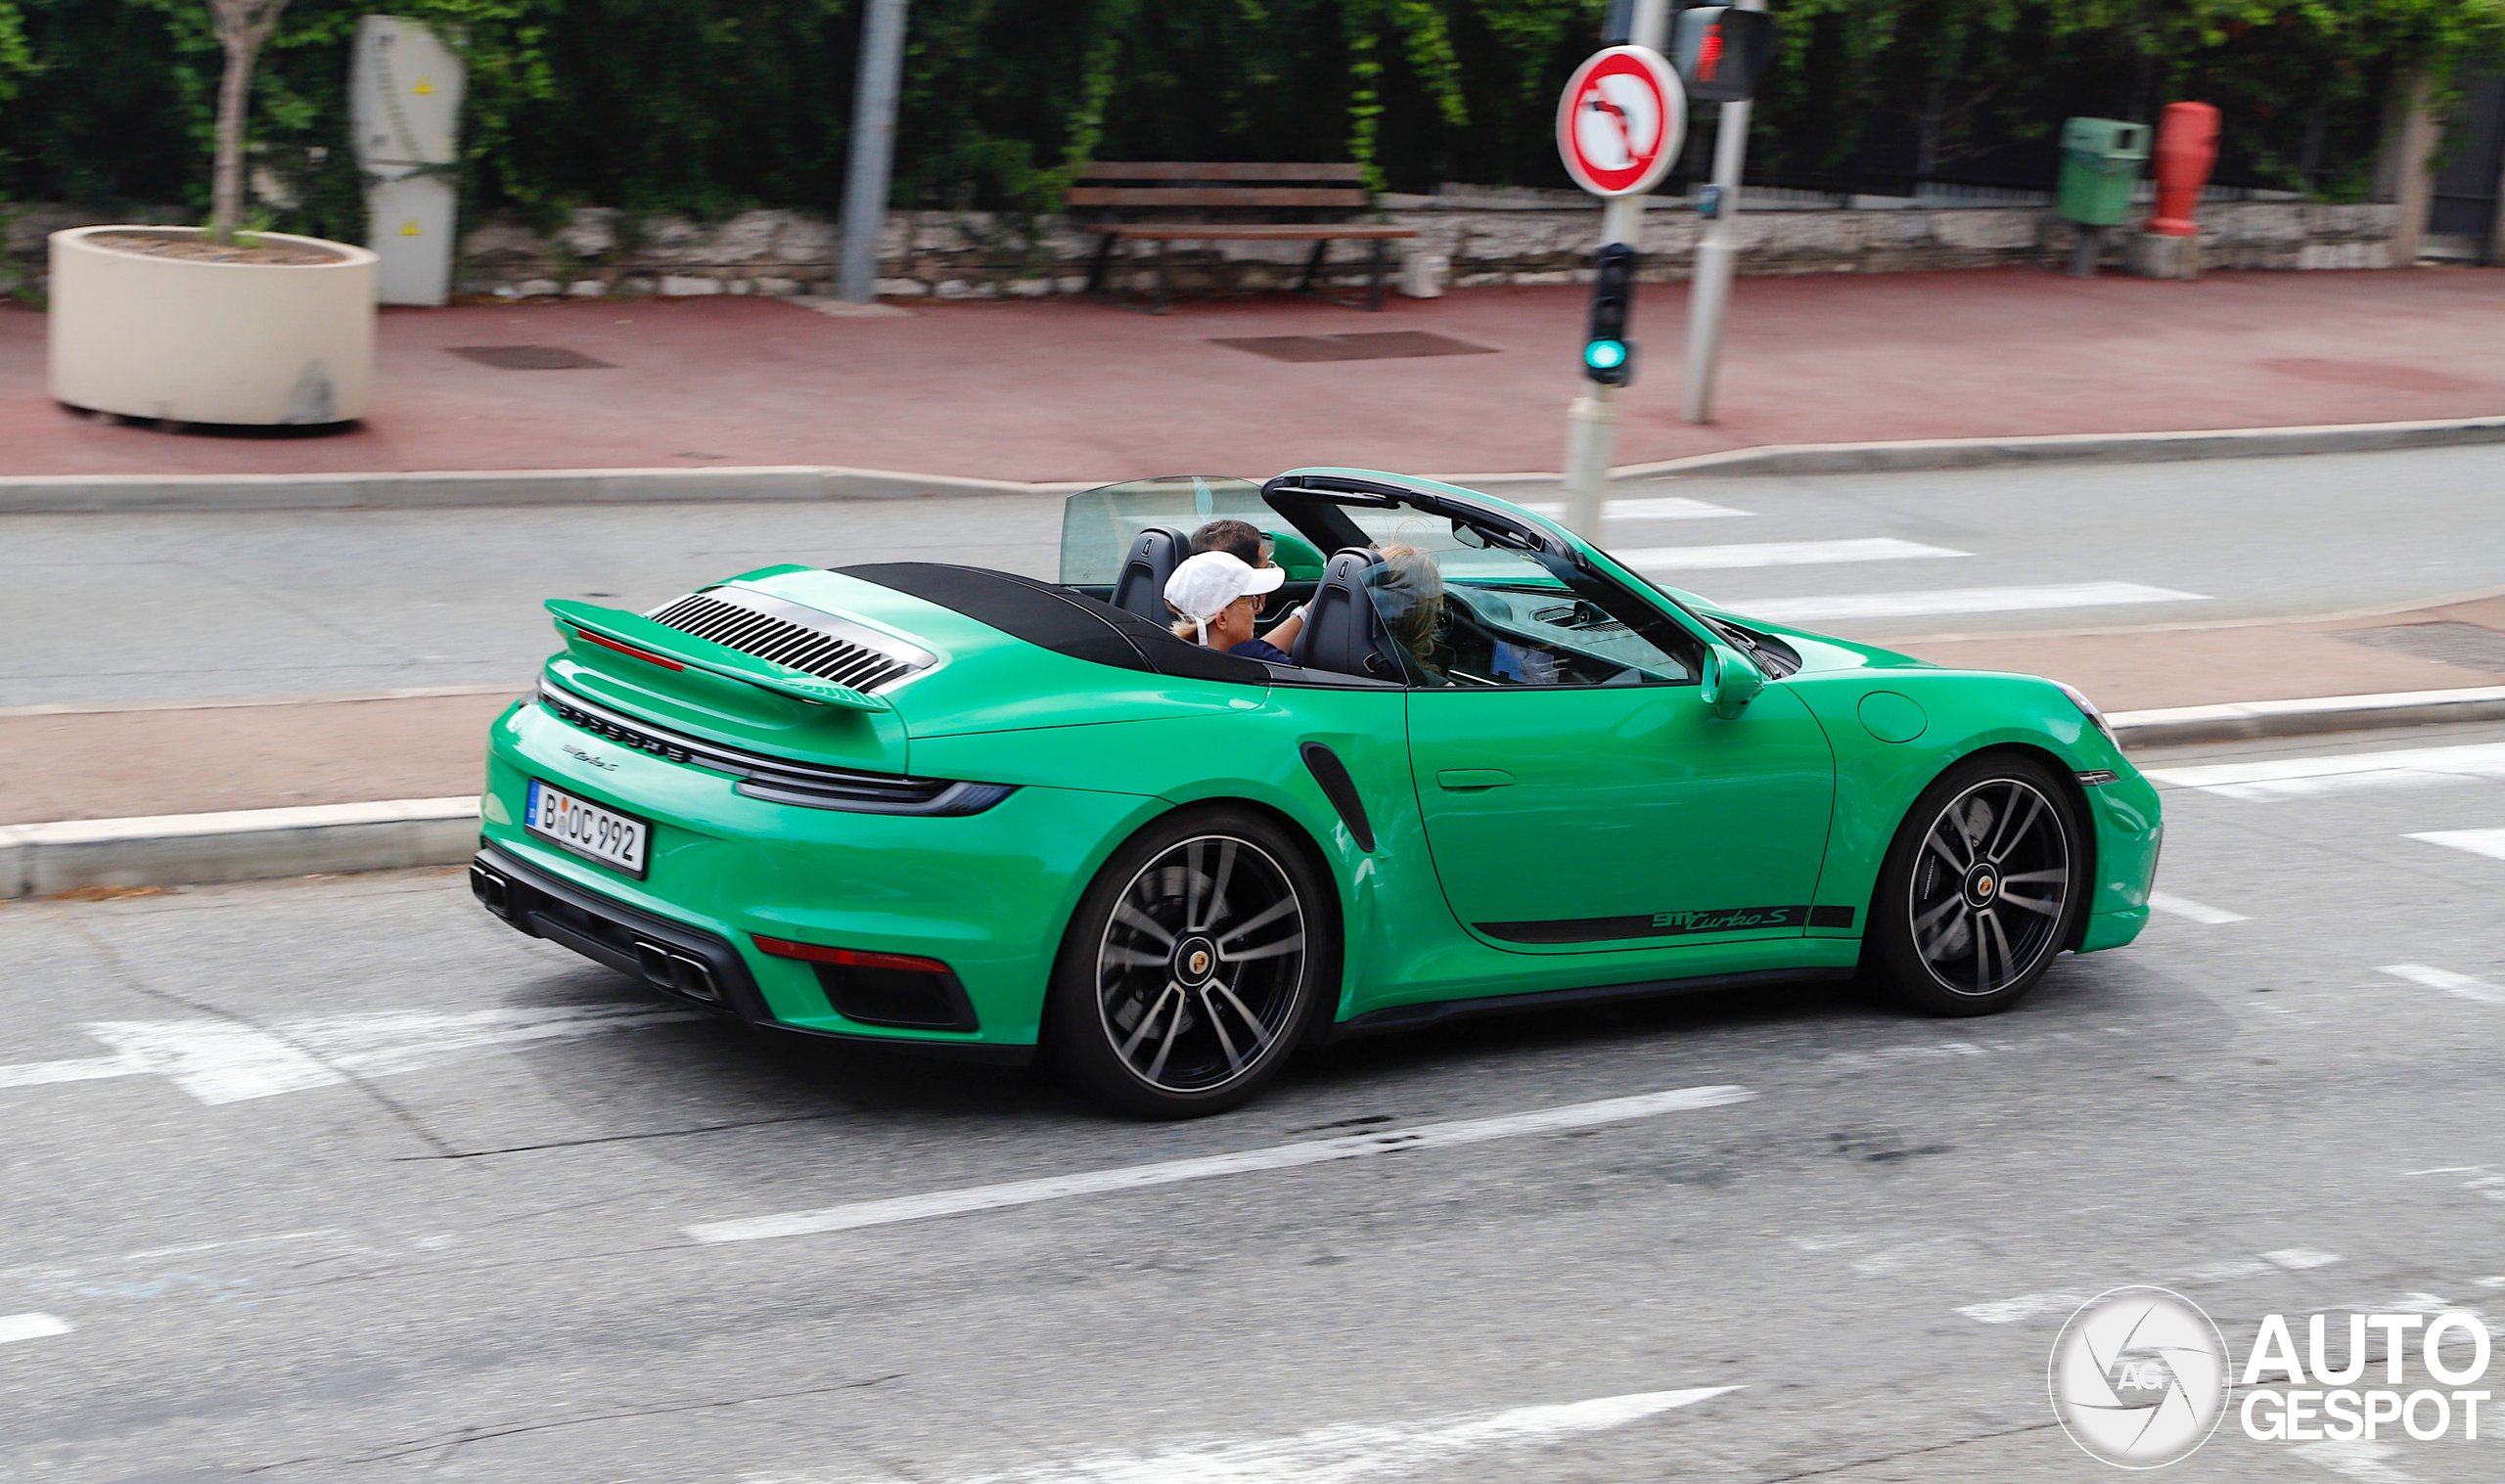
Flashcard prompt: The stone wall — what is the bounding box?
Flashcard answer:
[4,196,2401,301]
[447,198,2400,299]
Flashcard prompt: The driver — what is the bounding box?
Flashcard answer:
[1164,551,1307,662]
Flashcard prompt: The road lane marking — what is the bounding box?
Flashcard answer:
[2143,742,2505,801]
[1725,581,2208,624]
[1521,495,1748,521]
[768,1385,1739,1484]
[0,1005,703,1104]
[2380,964,2505,1006]
[2147,891,2249,924]
[2410,828,2505,862]
[1958,1248,2342,1323]
[0,1055,143,1090]
[2293,1440,2427,1484]
[1617,538,1966,571]
[686,1084,1755,1243]
[0,1314,71,1345]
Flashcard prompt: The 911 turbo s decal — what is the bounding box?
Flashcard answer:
[1478,904,1856,945]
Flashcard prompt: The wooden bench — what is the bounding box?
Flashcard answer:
[1070,162,1417,314]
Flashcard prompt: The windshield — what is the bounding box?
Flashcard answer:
[1059,476,1278,586]
[1389,542,1704,687]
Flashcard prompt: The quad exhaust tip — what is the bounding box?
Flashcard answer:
[634,939,721,1003]
[468,863,512,918]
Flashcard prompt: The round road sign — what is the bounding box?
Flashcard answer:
[1556,45,1686,198]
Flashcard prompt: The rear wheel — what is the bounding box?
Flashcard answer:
[1046,809,1335,1118]
[1866,753,2087,1016]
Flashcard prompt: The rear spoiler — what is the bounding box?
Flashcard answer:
[546,600,891,712]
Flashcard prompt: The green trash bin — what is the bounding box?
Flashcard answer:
[2058,117,2149,227]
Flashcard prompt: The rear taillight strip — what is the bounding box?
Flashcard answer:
[535,682,1015,817]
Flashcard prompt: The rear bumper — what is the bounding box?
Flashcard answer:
[482,693,1167,1053]
[471,843,1035,1065]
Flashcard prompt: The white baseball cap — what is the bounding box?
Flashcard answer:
[1163,550,1286,636]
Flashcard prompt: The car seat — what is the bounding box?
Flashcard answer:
[1109,525,1193,622]
[1291,549,1403,681]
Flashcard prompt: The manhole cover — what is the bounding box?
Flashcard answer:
[1212,332,1498,363]
[449,344,615,370]
[2333,622,2505,675]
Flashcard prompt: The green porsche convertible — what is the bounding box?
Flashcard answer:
[471,469,2161,1117]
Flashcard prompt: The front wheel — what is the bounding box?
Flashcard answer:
[1046,809,1336,1118]
[1865,753,2088,1016]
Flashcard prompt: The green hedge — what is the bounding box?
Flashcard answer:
[1,0,2499,242]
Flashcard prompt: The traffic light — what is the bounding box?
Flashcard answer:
[1671,7,1777,105]
[1582,242,1638,386]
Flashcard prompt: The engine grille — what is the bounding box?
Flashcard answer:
[648,590,929,694]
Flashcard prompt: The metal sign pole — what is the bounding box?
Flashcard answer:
[838,0,909,304]
[1678,0,1765,425]
[1562,0,1672,538]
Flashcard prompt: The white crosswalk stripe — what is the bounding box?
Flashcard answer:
[2410,829,2505,862]
[2147,891,2248,924]
[1619,538,1966,572]
[1520,495,1749,521]
[2144,743,2505,801]
[1722,581,2208,625]
[2380,964,2505,1006]
[0,1314,72,1345]
[1518,494,2203,632]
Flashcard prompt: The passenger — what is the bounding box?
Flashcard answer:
[1189,517,1301,647]
[1165,551,1309,663]
[1190,518,1270,568]
[1367,542,1446,678]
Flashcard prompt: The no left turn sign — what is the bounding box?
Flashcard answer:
[1556,45,1686,198]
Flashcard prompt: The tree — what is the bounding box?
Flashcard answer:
[205,0,287,242]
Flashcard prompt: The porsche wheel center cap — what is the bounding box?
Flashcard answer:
[1174,936,1218,986]
[1963,866,1999,908]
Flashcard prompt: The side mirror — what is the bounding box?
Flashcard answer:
[1701,643,1766,719]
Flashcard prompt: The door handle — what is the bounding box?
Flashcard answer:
[1436,769,1516,791]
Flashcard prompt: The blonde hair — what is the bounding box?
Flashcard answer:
[1371,543,1444,657]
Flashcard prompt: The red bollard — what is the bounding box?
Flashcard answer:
[2148,102,2220,238]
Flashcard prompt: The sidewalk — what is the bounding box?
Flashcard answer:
[4,266,2502,485]
[5,593,2501,828]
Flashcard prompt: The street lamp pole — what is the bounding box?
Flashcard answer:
[838,0,908,304]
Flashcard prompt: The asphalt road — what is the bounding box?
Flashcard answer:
[6,443,2503,707]
[5,721,2502,1483]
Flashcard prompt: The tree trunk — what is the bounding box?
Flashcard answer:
[210,34,253,244]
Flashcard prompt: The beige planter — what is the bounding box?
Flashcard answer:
[49,225,379,426]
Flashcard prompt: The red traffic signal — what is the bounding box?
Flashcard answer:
[1671,7,1775,105]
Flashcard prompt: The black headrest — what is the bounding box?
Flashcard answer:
[1292,550,1404,681]
[1110,525,1192,622]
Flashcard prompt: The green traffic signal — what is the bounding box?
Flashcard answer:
[1584,338,1628,371]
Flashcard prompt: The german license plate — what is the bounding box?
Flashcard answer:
[524,780,650,877]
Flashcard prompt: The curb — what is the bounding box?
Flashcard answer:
[6,414,2502,515]
[2108,685,2505,750]
[8,686,2505,899]
[1,797,479,900]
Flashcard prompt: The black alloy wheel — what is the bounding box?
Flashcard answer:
[1047,809,1335,1118]
[1868,753,2087,1015]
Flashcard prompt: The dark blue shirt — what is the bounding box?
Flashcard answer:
[1229,638,1294,664]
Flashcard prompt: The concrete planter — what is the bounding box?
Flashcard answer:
[48,225,379,426]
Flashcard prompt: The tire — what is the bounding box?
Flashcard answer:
[1045,808,1338,1118]
[1864,751,2089,1017]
